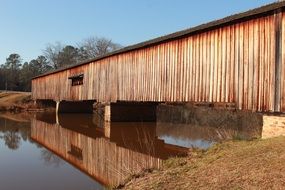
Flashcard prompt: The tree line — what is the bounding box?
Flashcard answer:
[0,37,122,92]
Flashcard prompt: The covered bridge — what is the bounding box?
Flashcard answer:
[32,1,285,115]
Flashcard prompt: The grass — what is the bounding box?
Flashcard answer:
[122,137,285,190]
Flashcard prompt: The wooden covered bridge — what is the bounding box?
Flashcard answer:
[32,2,285,122]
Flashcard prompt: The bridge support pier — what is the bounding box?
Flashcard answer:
[56,100,95,113]
[104,102,158,122]
[262,115,285,139]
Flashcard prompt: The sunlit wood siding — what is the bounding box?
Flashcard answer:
[32,6,285,112]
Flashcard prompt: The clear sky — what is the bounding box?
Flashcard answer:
[0,0,275,65]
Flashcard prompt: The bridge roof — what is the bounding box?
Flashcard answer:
[33,1,285,79]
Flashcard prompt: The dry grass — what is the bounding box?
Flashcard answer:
[122,137,285,190]
[0,91,32,111]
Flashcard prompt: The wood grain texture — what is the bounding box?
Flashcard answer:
[32,13,285,113]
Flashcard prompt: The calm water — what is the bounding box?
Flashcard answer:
[0,112,261,189]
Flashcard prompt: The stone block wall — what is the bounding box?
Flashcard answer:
[262,115,285,139]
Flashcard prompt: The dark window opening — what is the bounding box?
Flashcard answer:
[68,144,83,160]
[69,74,84,86]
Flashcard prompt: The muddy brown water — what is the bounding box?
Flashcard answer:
[0,112,261,189]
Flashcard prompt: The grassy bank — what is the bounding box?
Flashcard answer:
[122,137,285,190]
[0,91,34,112]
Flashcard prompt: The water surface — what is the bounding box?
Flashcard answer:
[0,116,103,190]
[0,112,261,189]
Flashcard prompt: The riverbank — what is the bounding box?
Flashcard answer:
[121,137,285,190]
[0,91,37,112]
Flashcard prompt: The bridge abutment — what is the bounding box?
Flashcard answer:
[262,115,285,138]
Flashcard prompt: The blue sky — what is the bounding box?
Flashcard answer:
[0,0,274,64]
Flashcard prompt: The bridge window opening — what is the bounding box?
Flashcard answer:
[69,74,84,86]
[68,144,83,160]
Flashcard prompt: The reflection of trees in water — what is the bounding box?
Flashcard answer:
[41,149,63,168]
[3,130,21,150]
[0,118,63,166]
[19,129,29,142]
[0,118,33,150]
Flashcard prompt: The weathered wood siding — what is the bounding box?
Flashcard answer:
[32,11,285,112]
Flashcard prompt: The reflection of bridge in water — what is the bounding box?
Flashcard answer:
[31,113,188,187]
[31,112,263,186]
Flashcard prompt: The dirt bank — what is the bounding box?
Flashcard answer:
[0,91,39,112]
[121,137,285,190]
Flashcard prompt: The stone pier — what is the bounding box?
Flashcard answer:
[262,115,285,138]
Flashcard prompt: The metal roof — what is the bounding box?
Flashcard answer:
[33,1,285,79]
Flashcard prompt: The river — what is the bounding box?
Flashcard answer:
[0,112,261,189]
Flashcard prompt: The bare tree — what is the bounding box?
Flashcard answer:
[42,37,122,70]
[78,37,122,60]
[43,43,80,69]
[43,42,63,69]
